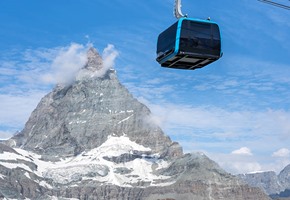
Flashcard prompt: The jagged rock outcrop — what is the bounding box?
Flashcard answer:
[0,144,50,199]
[238,164,290,199]
[239,171,283,195]
[1,47,270,200]
[279,165,290,190]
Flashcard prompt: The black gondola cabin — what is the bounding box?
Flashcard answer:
[156,18,222,70]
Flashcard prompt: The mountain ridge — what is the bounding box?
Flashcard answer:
[239,164,290,198]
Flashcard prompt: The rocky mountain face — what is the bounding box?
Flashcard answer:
[238,165,290,199]
[6,47,179,160]
[0,47,271,199]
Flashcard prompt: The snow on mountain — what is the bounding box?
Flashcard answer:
[0,135,173,188]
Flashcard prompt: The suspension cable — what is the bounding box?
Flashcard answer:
[258,0,290,10]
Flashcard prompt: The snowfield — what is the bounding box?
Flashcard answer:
[0,135,174,188]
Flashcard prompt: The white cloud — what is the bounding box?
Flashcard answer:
[208,149,290,175]
[263,149,290,173]
[146,103,290,141]
[0,92,46,126]
[1,43,120,89]
[75,44,119,80]
[0,130,17,140]
[230,161,262,174]
[141,101,290,174]
[41,43,88,85]
[0,43,89,90]
[0,43,118,140]
[102,44,119,68]
[208,152,262,174]
[96,44,119,77]
[0,91,47,139]
[272,148,290,158]
[224,55,290,82]
[232,147,253,156]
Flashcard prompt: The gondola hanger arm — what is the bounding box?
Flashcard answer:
[174,0,187,19]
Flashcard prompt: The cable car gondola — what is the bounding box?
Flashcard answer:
[156,18,222,70]
[156,0,222,70]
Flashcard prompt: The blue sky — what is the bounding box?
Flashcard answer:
[1,0,290,174]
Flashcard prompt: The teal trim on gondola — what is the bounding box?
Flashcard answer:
[173,18,183,55]
[158,19,182,64]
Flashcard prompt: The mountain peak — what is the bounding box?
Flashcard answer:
[7,57,181,160]
[83,47,103,72]
[76,47,109,81]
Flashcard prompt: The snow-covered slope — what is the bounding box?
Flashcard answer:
[0,139,271,200]
[1,135,173,188]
